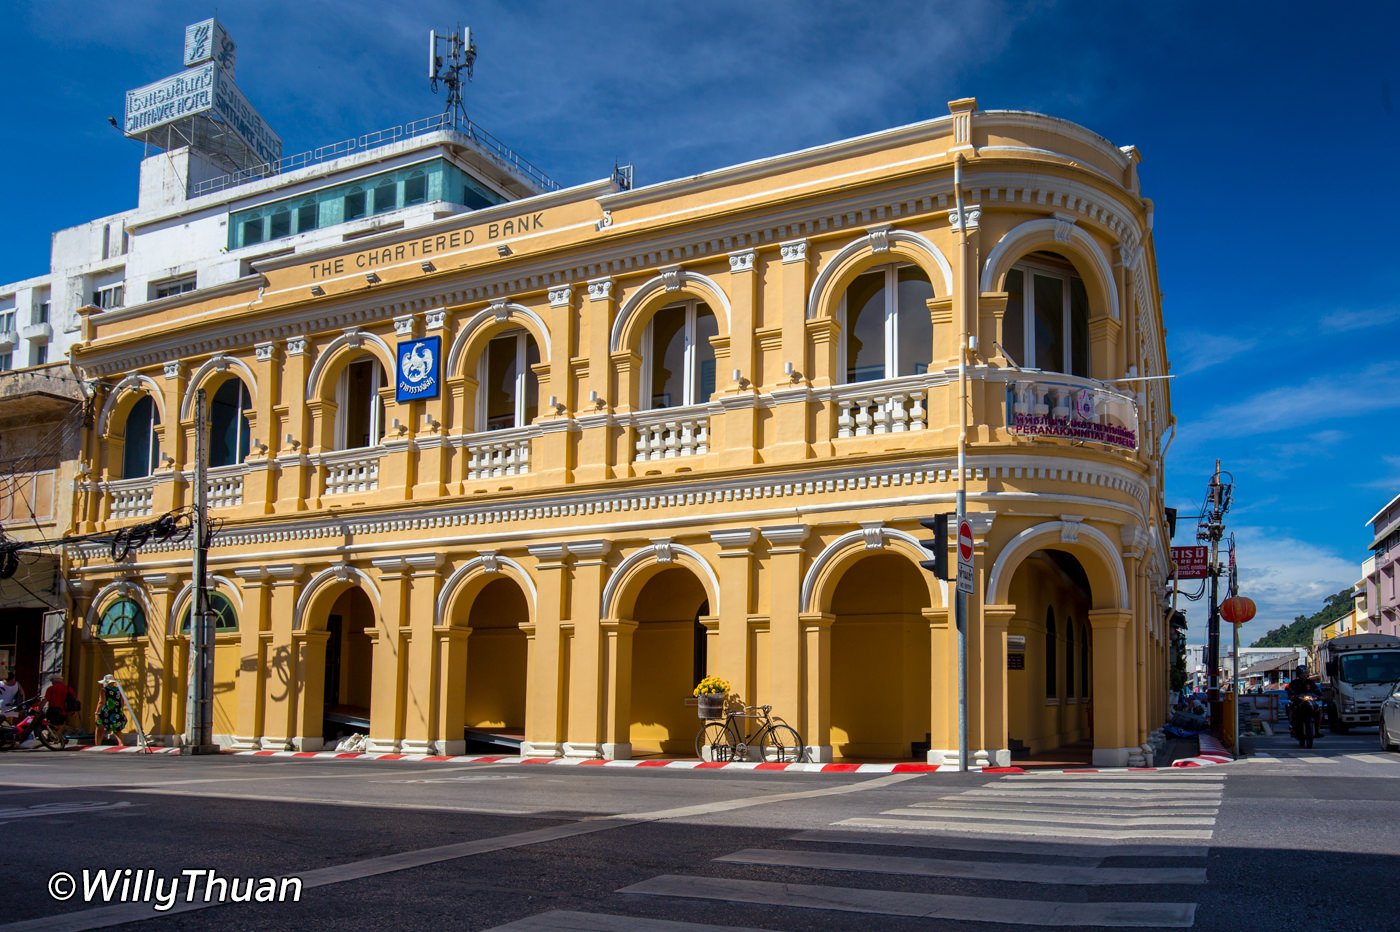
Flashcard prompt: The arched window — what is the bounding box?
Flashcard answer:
[97,597,147,638]
[1044,607,1057,700]
[180,591,239,634]
[121,395,160,479]
[841,264,933,383]
[482,331,540,431]
[646,301,717,409]
[209,379,251,468]
[1066,618,1075,699]
[1002,258,1090,376]
[339,358,386,449]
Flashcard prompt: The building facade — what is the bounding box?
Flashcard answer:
[68,96,1174,767]
[1364,494,1399,637]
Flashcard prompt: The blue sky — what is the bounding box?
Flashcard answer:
[2,1,1397,643]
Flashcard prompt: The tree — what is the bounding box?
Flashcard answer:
[1250,588,1354,648]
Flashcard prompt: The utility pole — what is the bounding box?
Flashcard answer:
[953,155,971,772]
[1199,460,1232,730]
[184,388,216,754]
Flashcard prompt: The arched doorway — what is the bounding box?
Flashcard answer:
[829,552,931,760]
[463,577,529,750]
[628,567,709,756]
[1006,549,1094,757]
[322,587,375,743]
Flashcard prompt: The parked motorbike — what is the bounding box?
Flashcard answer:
[1290,693,1325,749]
[0,698,67,751]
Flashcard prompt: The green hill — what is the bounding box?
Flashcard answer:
[1250,588,1354,647]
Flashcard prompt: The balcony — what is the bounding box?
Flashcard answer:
[628,408,711,462]
[204,465,246,510]
[461,427,533,480]
[1005,376,1138,451]
[831,377,936,438]
[103,476,155,520]
[317,448,383,497]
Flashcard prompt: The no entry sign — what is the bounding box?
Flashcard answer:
[956,519,974,594]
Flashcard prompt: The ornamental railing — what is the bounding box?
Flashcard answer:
[628,408,711,462]
[104,476,156,520]
[1005,377,1139,451]
[463,428,532,480]
[318,448,383,497]
[204,464,246,509]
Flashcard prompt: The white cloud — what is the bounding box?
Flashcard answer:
[1319,307,1400,333]
[1169,331,1257,376]
[1183,364,1400,440]
[1181,526,1356,646]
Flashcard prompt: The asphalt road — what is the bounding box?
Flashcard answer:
[1,733,1398,931]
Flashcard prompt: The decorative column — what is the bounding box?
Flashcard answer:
[229,566,271,750]
[289,628,330,751]
[760,525,809,735]
[575,278,615,484]
[925,606,957,764]
[1088,607,1136,766]
[710,529,756,704]
[366,557,412,754]
[564,540,611,759]
[259,565,302,749]
[144,573,181,741]
[599,618,637,760]
[400,553,444,754]
[980,604,1016,767]
[523,544,569,758]
[242,341,282,515]
[275,337,311,512]
[433,625,471,755]
[798,612,835,762]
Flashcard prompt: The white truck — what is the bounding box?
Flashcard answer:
[1313,633,1400,732]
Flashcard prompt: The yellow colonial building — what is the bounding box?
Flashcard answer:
[68,98,1174,767]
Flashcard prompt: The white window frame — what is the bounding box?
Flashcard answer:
[837,263,930,384]
[0,308,14,333]
[335,357,385,449]
[122,395,160,479]
[642,300,712,410]
[93,284,124,310]
[1007,259,1087,375]
[151,275,197,301]
[209,379,252,467]
[476,330,537,431]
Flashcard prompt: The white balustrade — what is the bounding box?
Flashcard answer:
[836,388,927,438]
[205,467,245,509]
[106,479,155,519]
[634,415,709,462]
[322,451,381,496]
[1008,379,1138,450]
[466,435,531,479]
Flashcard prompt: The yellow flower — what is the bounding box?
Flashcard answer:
[693,675,731,697]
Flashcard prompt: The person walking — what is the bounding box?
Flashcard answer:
[42,674,80,739]
[94,676,129,746]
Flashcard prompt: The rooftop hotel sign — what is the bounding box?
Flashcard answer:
[124,64,282,166]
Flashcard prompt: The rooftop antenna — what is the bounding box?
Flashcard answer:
[429,25,477,129]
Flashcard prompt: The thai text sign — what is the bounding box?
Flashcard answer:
[1009,413,1137,450]
[124,64,281,165]
[396,336,441,403]
[1171,546,1210,579]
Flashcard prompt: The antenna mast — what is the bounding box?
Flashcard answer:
[429,26,477,129]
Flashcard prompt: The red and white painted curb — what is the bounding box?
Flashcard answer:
[70,743,1228,773]
[1170,733,1234,768]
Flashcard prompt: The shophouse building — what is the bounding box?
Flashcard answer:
[52,23,1176,768]
[1364,494,1399,637]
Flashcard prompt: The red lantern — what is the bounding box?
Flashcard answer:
[1220,596,1256,625]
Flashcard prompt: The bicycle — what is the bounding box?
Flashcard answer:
[695,703,809,763]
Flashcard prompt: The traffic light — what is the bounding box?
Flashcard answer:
[919,514,950,580]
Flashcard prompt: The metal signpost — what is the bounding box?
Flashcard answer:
[956,520,974,596]
[184,389,217,754]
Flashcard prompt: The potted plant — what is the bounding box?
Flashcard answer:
[693,675,730,719]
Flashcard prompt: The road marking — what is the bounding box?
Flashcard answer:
[943,797,1218,811]
[621,875,1197,927]
[996,780,1222,790]
[960,789,1221,803]
[119,787,543,816]
[906,802,1219,819]
[0,801,135,821]
[716,847,1207,885]
[1348,753,1395,764]
[833,816,1213,840]
[2,771,916,931]
[789,828,1209,859]
[879,807,1217,827]
[488,910,767,931]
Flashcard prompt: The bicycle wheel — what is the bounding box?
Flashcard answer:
[760,723,807,763]
[695,722,737,762]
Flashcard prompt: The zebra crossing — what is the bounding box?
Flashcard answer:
[1250,749,1400,775]
[491,770,1223,930]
